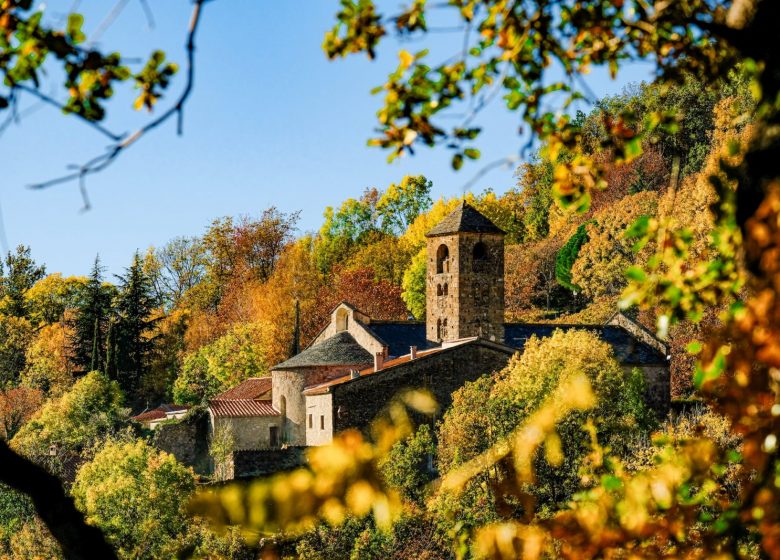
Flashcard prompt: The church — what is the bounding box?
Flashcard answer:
[207,202,671,463]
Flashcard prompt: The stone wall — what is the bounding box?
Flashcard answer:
[426,233,460,342]
[305,393,333,446]
[630,364,671,418]
[153,407,210,474]
[332,341,514,434]
[212,414,281,451]
[230,447,306,479]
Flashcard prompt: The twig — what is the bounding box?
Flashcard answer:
[460,155,518,193]
[137,0,156,30]
[29,0,208,208]
[11,83,124,142]
[89,0,132,46]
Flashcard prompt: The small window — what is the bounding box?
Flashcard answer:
[320,415,325,430]
[436,284,443,296]
[436,244,449,274]
[270,426,279,448]
[436,318,442,341]
[443,283,449,296]
[308,414,313,429]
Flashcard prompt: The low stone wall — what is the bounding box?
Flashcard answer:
[152,407,210,474]
[230,447,306,479]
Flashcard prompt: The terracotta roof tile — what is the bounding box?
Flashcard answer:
[209,399,279,418]
[131,404,190,423]
[212,377,272,401]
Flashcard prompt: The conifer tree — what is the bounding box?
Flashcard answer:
[71,256,113,374]
[114,252,160,401]
[0,245,46,318]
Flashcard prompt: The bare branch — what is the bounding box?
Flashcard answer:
[29,0,208,203]
[11,84,125,142]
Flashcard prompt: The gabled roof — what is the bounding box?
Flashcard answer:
[272,331,373,370]
[209,377,278,418]
[131,404,190,423]
[362,321,439,358]
[209,399,278,418]
[212,377,272,401]
[425,201,505,237]
[503,324,667,365]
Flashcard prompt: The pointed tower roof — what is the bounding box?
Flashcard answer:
[425,200,505,238]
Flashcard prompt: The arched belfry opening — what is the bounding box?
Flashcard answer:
[336,308,349,332]
[436,244,449,274]
[472,241,488,271]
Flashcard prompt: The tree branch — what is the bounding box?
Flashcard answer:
[0,440,118,560]
[28,0,209,209]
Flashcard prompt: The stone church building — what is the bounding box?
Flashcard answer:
[207,201,670,466]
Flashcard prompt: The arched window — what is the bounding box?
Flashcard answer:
[436,318,442,341]
[442,318,448,339]
[443,283,449,296]
[336,308,349,332]
[436,244,449,274]
[472,242,488,272]
[436,284,443,296]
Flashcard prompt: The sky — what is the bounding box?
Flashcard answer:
[0,1,655,276]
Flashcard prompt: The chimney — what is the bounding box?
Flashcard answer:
[410,346,417,360]
[383,345,389,359]
[374,352,384,372]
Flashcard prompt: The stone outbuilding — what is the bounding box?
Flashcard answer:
[208,201,671,475]
[208,377,281,450]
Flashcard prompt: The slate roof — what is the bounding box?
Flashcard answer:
[131,404,190,423]
[209,399,278,418]
[272,331,373,370]
[503,324,667,365]
[212,377,272,401]
[362,321,439,358]
[426,201,505,237]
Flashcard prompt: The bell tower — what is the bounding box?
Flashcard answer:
[425,201,505,343]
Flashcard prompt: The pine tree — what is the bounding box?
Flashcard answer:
[0,245,46,317]
[71,256,113,374]
[114,252,160,402]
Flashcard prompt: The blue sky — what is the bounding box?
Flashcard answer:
[1,1,654,276]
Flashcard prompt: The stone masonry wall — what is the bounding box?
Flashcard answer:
[153,408,210,474]
[427,233,460,342]
[332,342,514,434]
[213,415,281,451]
[457,232,505,343]
[629,365,671,418]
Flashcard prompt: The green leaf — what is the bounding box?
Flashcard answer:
[67,13,85,44]
[452,153,464,170]
[463,148,480,160]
